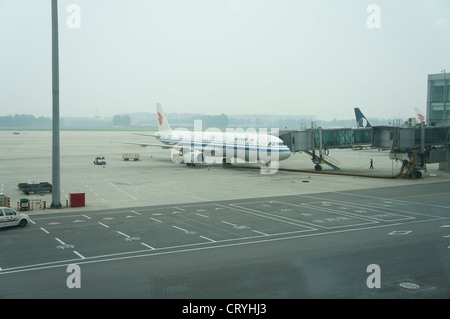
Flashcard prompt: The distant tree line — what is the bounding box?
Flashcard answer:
[112,114,131,126]
[0,114,52,127]
[0,113,397,130]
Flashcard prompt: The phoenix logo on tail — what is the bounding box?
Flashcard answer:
[414,108,425,123]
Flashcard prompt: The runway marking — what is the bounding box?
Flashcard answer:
[252,230,269,236]
[388,230,412,235]
[132,211,141,215]
[150,217,162,223]
[98,222,110,228]
[55,238,66,245]
[117,231,130,238]
[83,215,91,220]
[200,236,216,243]
[73,251,85,259]
[225,203,317,231]
[0,215,442,276]
[40,227,49,234]
[221,221,238,227]
[107,182,137,200]
[172,225,189,233]
[333,191,450,211]
[141,243,155,250]
[196,213,209,218]
[0,217,441,276]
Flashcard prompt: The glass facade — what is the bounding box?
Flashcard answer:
[427,73,449,126]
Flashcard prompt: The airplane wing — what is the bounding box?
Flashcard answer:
[112,141,174,149]
[131,133,159,137]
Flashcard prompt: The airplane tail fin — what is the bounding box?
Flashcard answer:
[354,108,371,128]
[156,103,172,132]
[414,108,425,123]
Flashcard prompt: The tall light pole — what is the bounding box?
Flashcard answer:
[51,0,61,208]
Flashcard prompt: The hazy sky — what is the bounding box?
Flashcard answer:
[0,0,449,121]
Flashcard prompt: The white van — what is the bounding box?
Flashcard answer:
[0,207,30,228]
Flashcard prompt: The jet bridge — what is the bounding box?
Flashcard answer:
[279,123,450,177]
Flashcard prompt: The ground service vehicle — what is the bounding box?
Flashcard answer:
[0,207,30,228]
[94,155,106,165]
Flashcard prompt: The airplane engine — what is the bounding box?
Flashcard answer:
[182,150,204,166]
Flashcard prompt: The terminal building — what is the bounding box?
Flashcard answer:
[427,72,450,126]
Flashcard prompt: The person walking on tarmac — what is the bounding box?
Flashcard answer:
[369,159,374,169]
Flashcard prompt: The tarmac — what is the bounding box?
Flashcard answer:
[1,130,448,213]
[1,130,449,299]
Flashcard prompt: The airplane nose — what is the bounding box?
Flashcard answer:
[282,147,291,160]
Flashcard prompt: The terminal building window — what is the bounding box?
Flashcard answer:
[431,80,445,102]
[427,73,449,126]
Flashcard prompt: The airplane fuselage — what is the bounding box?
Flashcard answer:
[155,130,291,164]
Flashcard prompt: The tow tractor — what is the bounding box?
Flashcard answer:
[94,155,106,165]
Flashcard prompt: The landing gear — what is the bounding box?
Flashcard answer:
[408,170,422,179]
[314,164,322,171]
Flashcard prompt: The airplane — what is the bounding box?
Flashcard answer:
[354,108,372,128]
[118,103,291,168]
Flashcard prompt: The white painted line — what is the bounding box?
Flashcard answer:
[73,251,85,259]
[252,230,269,236]
[221,221,237,227]
[440,225,450,228]
[141,243,155,250]
[200,236,216,243]
[108,182,137,200]
[97,222,110,228]
[150,217,162,223]
[117,231,130,238]
[0,219,441,276]
[132,211,141,215]
[443,235,450,238]
[174,207,186,211]
[55,238,66,245]
[196,213,209,218]
[172,225,189,233]
[388,230,412,235]
[30,220,36,225]
[40,227,49,234]
[83,215,91,220]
